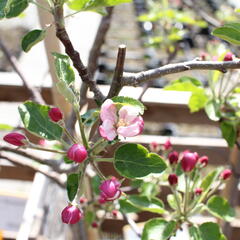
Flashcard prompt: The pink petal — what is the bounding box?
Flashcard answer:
[118,105,140,124]
[100,99,117,123]
[99,119,117,141]
[117,116,144,137]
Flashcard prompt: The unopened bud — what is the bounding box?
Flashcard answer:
[3,132,27,146]
[168,174,178,185]
[195,188,203,196]
[61,205,82,224]
[67,144,88,163]
[48,107,63,122]
[163,139,172,150]
[220,169,232,180]
[181,152,198,172]
[168,151,179,165]
[199,156,208,167]
[150,141,160,152]
[224,52,233,61]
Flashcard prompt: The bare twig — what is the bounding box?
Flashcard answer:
[0,152,65,187]
[0,146,55,166]
[122,60,240,86]
[182,0,221,27]
[0,38,45,104]
[53,4,104,103]
[107,45,126,98]
[88,7,114,77]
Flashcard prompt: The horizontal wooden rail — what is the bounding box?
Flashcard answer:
[0,84,215,125]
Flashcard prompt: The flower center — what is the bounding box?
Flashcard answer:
[117,118,128,127]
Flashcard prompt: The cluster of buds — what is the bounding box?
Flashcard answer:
[167,149,232,186]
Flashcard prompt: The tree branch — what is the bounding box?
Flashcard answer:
[88,7,114,77]
[0,38,45,104]
[53,4,105,103]
[107,44,126,98]
[0,152,65,187]
[122,59,240,86]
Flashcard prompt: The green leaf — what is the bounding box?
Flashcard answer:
[142,218,176,240]
[207,195,235,222]
[167,193,182,210]
[119,199,140,213]
[68,0,132,12]
[140,182,159,198]
[212,26,240,45]
[63,156,74,164]
[0,0,8,18]
[0,123,14,130]
[91,175,101,195]
[205,100,220,121]
[173,76,202,86]
[114,143,167,179]
[128,195,165,214]
[189,226,201,240]
[85,211,95,225]
[5,0,29,18]
[220,121,237,147]
[199,222,222,240]
[189,89,208,113]
[56,81,77,105]
[81,109,99,127]
[21,29,46,52]
[67,173,79,202]
[112,96,145,115]
[200,168,223,192]
[18,101,63,141]
[52,52,75,85]
[164,81,208,112]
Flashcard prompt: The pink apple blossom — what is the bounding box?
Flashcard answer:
[99,99,144,141]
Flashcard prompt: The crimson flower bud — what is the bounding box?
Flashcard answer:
[149,141,160,152]
[163,139,172,150]
[112,210,118,217]
[48,107,63,122]
[99,177,121,202]
[168,174,178,185]
[168,151,179,165]
[3,132,27,146]
[91,222,98,228]
[224,52,233,61]
[67,144,88,163]
[220,169,232,180]
[61,205,82,224]
[80,197,87,204]
[38,139,46,146]
[199,156,208,167]
[181,152,198,172]
[195,188,203,196]
[200,52,208,61]
[193,152,199,161]
[98,197,106,204]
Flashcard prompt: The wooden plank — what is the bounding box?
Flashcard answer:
[0,84,217,125]
[0,165,35,181]
[0,85,52,103]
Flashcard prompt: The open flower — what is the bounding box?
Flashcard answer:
[99,177,121,202]
[99,99,144,141]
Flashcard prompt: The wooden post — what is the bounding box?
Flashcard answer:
[37,1,72,117]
